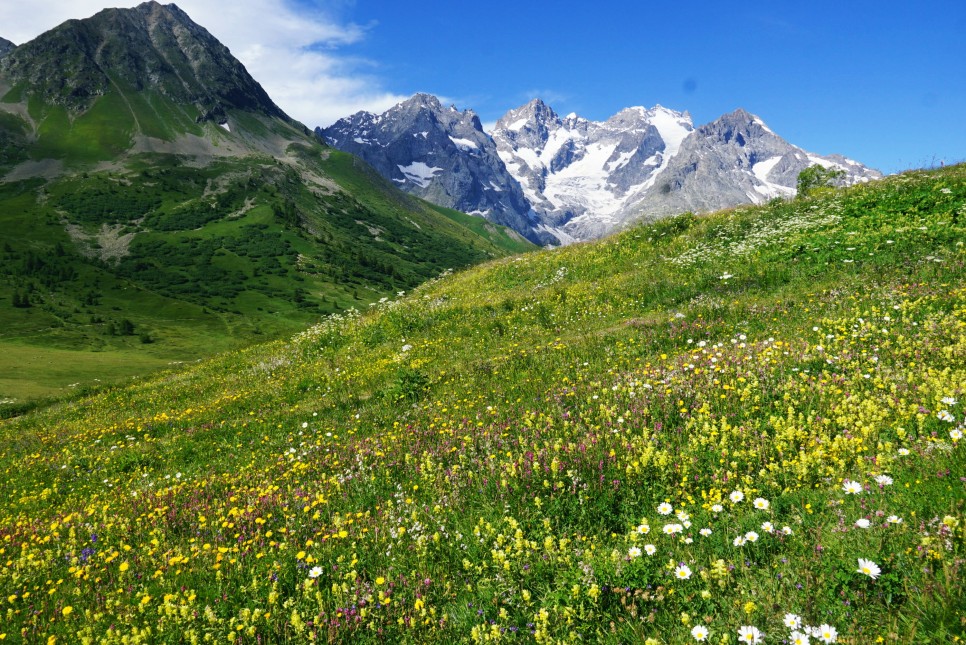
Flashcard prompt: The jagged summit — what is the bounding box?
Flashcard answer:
[320,95,880,245]
[0,1,288,123]
[0,37,15,58]
[491,98,695,239]
[321,96,555,245]
[628,108,880,221]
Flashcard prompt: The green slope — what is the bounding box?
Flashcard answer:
[1,165,963,642]
[0,2,534,405]
[0,143,531,404]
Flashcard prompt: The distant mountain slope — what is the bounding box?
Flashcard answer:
[0,1,285,121]
[320,94,555,245]
[0,2,531,402]
[0,37,14,58]
[322,95,881,243]
[624,108,881,224]
[491,99,695,240]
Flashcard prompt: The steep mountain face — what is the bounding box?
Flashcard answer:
[491,99,694,240]
[323,95,881,243]
[320,94,556,245]
[0,1,311,171]
[625,108,882,223]
[0,1,285,123]
[0,37,14,58]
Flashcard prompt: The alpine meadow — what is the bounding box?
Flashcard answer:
[1,2,965,644]
[1,163,964,643]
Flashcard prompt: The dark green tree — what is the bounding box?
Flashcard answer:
[797,164,846,199]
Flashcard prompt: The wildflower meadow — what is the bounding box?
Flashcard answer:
[1,165,964,643]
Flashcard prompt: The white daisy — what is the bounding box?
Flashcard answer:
[817,623,838,643]
[737,625,763,644]
[842,480,863,494]
[857,558,881,579]
[783,613,802,629]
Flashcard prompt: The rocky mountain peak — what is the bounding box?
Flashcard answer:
[321,95,879,246]
[322,95,553,245]
[399,92,444,112]
[0,1,288,122]
[696,108,782,147]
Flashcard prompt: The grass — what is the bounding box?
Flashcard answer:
[0,129,533,406]
[0,166,963,643]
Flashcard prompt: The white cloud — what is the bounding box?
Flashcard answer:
[0,0,407,127]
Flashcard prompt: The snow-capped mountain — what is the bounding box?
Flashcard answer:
[319,94,556,245]
[491,99,695,239]
[320,94,881,244]
[622,108,881,224]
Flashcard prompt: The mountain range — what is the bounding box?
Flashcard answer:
[323,97,882,244]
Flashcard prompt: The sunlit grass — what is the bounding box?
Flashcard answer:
[0,165,964,643]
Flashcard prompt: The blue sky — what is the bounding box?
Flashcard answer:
[330,0,965,174]
[5,0,965,173]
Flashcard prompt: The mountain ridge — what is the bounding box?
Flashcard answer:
[321,94,881,243]
[319,93,556,245]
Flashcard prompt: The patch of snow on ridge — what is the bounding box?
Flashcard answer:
[752,156,782,183]
[397,162,443,188]
[449,136,479,150]
[752,156,795,199]
[219,122,231,132]
[752,116,774,135]
[641,108,693,189]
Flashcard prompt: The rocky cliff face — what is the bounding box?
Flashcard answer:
[0,37,15,58]
[623,109,881,224]
[0,1,288,124]
[321,94,557,245]
[491,99,694,240]
[318,97,881,245]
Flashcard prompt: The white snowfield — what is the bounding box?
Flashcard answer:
[397,161,443,188]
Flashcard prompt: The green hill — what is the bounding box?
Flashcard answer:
[0,2,531,405]
[1,165,963,642]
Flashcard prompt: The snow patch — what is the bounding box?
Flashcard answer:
[219,122,231,132]
[449,136,479,150]
[752,156,782,183]
[752,116,775,135]
[397,162,443,188]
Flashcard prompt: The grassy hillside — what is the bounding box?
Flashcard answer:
[1,165,964,643]
[0,3,532,407]
[0,142,530,406]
